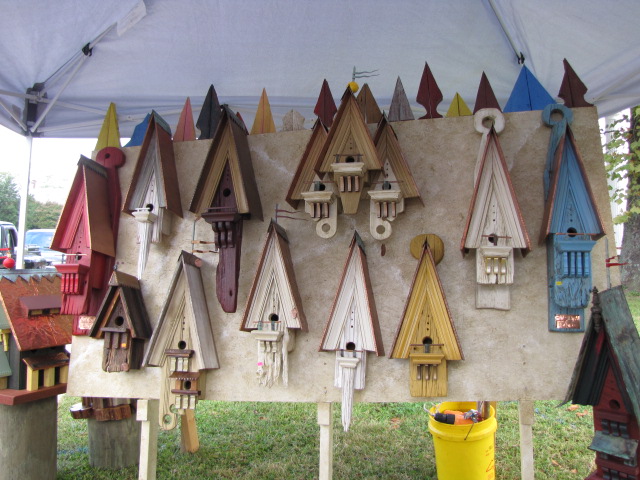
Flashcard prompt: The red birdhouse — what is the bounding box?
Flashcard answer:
[564,287,640,480]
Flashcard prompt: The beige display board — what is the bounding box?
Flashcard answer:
[67,107,619,404]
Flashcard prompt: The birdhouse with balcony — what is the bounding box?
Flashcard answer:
[144,251,219,430]
[540,104,605,332]
[461,108,531,310]
[286,119,340,239]
[190,105,263,313]
[369,115,422,240]
[564,287,640,480]
[123,111,183,279]
[240,221,307,387]
[390,235,463,397]
[52,157,116,335]
[315,88,382,216]
[90,271,152,373]
[0,272,71,399]
[319,232,384,431]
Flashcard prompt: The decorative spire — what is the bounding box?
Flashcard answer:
[473,72,501,113]
[558,59,593,108]
[314,79,337,128]
[416,62,443,119]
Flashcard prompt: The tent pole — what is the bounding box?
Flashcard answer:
[15,134,33,269]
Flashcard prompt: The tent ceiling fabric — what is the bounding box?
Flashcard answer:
[1,0,640,138]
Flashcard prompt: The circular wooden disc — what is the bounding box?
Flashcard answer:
[410,234,444,264]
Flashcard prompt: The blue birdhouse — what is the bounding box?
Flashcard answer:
[540,104,605,332]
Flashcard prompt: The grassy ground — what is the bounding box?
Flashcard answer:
[56,292,640,480]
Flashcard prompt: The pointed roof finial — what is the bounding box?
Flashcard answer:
[124,113,150,147]
[558,59,593,108]
[356,84,382,124]
[416,62,443,119]
[250,88,276,134]
[504,65,554,112]
[446,93,472,117]
[314,79,337,128]
[474,72,501,113]
[196,85,222,139]
[95,103,121,150]
[174,97,196,142]
[388,77,414,122]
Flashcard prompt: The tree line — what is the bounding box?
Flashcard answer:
[0,172,62,229]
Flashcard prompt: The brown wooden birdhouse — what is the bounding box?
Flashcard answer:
[52,157,116,335]
[90,271,152,373]
[369,115,422,240]
[390,235,463,397]
[190,105,263,313]
[123,111,183,279]
[144,251,219,430]
[319,232,383,431]
[564,287,640,480]
[461,108,530,310]
[241,221,307,387]
[316,88,383,217]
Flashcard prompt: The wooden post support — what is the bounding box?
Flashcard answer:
[137,399,159,480]
[88,414,141,468]
[180,409,200,453]
[0,396,57,480]
[318,402,334,480]
[518,400,535,480]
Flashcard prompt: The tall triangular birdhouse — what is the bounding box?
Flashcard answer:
[564,287,640,480]
[286,119,340,238]
[540,104,604,331]
[241,221,307,387]
[144,251,219,431]
[369,115,423,240]
[390,235,463,397]
[90,271,152,373]
[461,108,531,310]
[190,105,263,313]
[319,232,383,431]
[316,88,383,216]
[52,157,116,335]
[123,111,183,279]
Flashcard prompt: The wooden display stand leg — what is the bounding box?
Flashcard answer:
[88,414,141,468]
[518,400,535,480]
[318,402,334,480]
[181,409,200,453]
[0,396,57,480]
[137,399,159,480]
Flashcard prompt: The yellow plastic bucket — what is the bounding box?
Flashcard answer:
[428,401,497,480]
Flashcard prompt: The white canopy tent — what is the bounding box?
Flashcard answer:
[2,0,640,139]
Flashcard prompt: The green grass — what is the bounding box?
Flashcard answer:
[56,398,598,480]
[55,292,640,479]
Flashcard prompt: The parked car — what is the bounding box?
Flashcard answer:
[25,228,65,266]
[0,221,48,269]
